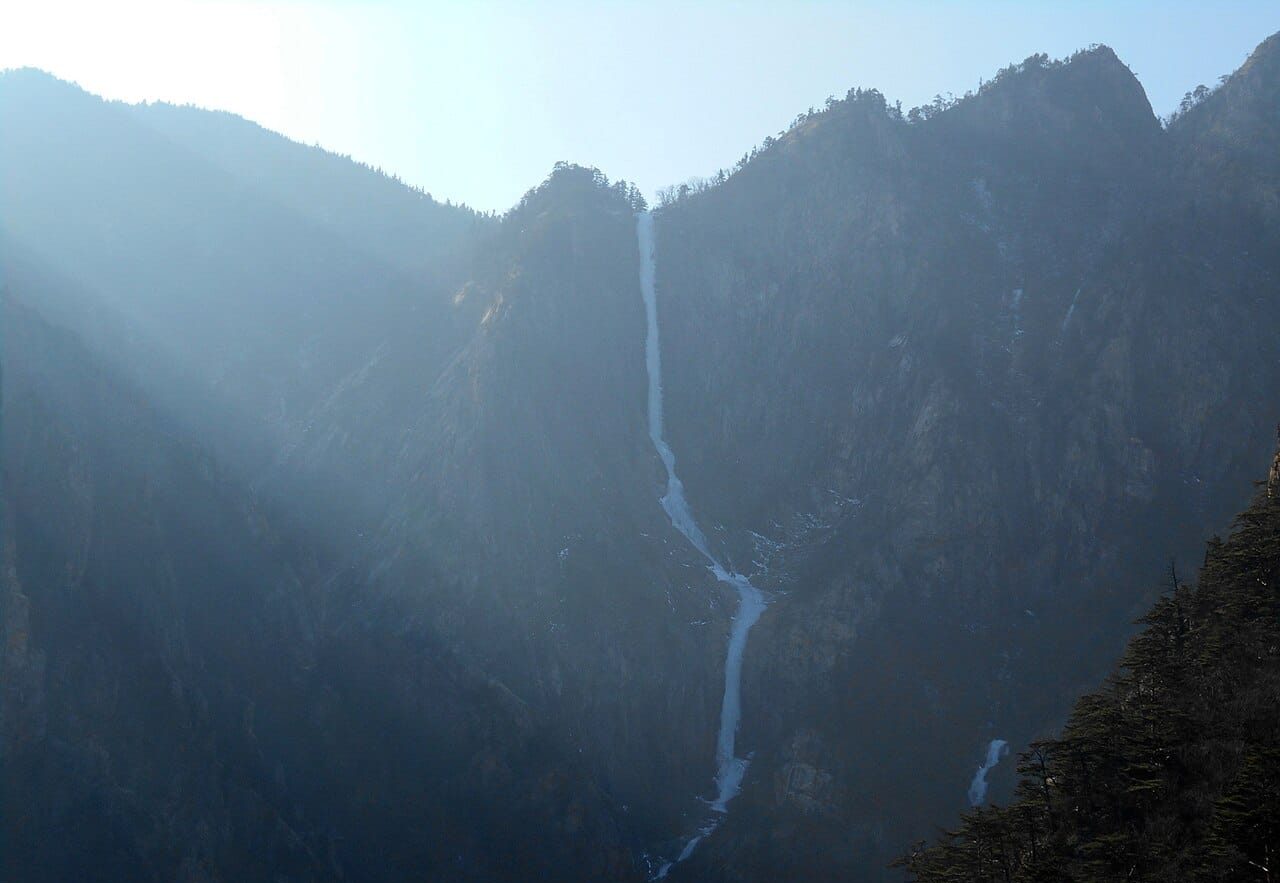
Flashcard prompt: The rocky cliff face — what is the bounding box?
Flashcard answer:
[0,296,641,881]
[290,168,738,836]
[650,40,1280,879]
[3,33,1280,883]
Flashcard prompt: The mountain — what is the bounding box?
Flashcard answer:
[0,68,490,481]
[899,446,1280,880]
[631,38,1280,878]
[0,292,639,881]
[3,32,1280,882]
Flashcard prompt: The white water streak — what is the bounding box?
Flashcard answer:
[967,738,1009,806]
[1060,287,1082,336]
[638,212,769,874]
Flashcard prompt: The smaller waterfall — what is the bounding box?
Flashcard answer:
[1060,286,1082,336]
[967,738,1009,806]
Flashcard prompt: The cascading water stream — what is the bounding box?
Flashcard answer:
[637,211,770,877]
[967,738,1009,806]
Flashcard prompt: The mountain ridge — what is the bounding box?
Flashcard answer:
[4,31,1280,882]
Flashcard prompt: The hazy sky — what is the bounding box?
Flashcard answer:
[5,1,1278,211]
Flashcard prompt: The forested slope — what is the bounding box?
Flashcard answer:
[900,445,1280,881]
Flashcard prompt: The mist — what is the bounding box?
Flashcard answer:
[4,7,1280,882]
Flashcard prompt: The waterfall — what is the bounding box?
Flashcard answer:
[637,212,769,877]
[1060,286,1082,336]
[967,738,1009,806]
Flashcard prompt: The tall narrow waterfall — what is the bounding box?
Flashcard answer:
[637,212,769,877]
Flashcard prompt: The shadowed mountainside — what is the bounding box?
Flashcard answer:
[3,33,1280,882]
[0,294,641,882]
[900,446,1280,881]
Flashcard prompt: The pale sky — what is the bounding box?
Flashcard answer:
[4,1,1278,212]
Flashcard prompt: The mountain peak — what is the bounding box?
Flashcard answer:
[1215,28,1280,102]
[1069,42,1121,67]
[0,67,92,104]
[990,43,1148,114]
[509,162,645,221]
[0,65,62,84]
[927,42,1159,166]
[1241,28,1280,69]
[1169,28,1280,194]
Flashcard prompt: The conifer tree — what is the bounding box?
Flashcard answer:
[899,447,1280,882]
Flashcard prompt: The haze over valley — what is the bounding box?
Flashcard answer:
[3,6,1280,881]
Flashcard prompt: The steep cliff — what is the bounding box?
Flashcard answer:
[900,445,1280,881]
[651,40,1280,879]
[282,167,740,840]
[3,32,1280,883]
[0,296,640,881]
